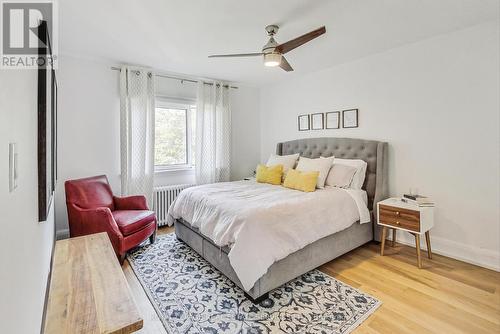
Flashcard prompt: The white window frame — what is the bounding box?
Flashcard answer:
[154,97,196,172]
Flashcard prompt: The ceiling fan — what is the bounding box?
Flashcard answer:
[208,25,326,72]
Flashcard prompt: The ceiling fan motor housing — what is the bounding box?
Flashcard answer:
[262,37,278,54]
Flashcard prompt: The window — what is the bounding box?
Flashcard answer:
[155,99,196,170]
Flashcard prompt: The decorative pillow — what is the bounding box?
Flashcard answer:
[325,164,357,188]
[333,158,368,189]
[296,156,335,189]
[255,164,283,185]
[283,169,319,192]
[266,153,299,174]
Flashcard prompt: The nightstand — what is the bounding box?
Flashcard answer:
[377,198,434,268]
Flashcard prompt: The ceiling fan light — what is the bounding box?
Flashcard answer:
[264,53,282,67]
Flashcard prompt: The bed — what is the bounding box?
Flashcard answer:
[171,137,388,301]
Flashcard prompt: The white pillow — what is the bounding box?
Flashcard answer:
[334,158,367,189]
[266,153,299,174]
[296,156,335,189]
[325,164,357,188]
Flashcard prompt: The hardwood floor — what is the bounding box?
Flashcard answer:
[123,227,500,333]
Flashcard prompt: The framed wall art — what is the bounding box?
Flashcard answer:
[325,111,340,129]
[311,113,324,130]
[342,109,358,128]
[298,114,310,131]
[38,20,58,222]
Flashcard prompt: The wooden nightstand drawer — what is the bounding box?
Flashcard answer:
[379,204,420,232]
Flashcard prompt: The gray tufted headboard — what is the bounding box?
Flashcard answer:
[276,137,388,212]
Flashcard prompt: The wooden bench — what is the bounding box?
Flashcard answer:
[44,232,143,333]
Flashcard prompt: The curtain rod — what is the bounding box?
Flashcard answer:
[110,66,238,89]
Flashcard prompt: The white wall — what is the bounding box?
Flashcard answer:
[0,71,55,333]
[54,56,261,236]
[260,21,500,270]
[231,86,261,180]
[54,56,121,238]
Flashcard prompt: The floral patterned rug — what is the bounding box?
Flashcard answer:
[128,233,381,334]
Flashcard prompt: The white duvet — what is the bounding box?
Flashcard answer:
[167,180,370,291]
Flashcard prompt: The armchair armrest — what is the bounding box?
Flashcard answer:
[70,203,123,253]
[113,195,149,210]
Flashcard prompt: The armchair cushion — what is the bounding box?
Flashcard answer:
[113,210,156,236]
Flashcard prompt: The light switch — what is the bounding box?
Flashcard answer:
[9,143,18,192]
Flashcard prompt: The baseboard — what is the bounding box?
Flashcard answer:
[389,233,500,272]
[55,228,69,240]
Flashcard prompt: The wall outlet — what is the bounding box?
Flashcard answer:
[9,143,18,192]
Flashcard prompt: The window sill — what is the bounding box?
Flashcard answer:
[155,166,194,174]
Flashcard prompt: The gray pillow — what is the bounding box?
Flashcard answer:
[325,164,357,188]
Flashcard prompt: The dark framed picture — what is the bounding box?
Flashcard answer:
[311,113,324,130]
[38,20,58,222]
[325,111,340,129]
[298,114,310,131]
[342,109,358,128]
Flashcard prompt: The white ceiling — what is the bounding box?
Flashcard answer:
[59,0,499,86]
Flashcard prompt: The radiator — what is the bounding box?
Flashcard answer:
[153,184,194,226]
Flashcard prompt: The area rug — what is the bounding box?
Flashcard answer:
[128,234,381,334]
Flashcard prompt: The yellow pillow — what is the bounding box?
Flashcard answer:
[283,169,319,192]
[256,164,283,185]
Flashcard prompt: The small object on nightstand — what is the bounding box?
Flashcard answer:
[377,197,434,268]
[402,193,435,207]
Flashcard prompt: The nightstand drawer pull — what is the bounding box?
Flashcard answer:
[395,211,400,216]
[396,221,400,225]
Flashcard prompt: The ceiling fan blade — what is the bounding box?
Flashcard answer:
[208,52,263,58]
[275,26,326,54]
[279,56,293,72]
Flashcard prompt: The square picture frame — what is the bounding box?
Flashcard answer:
[325,111,340,129]
[311,113,324,130]
[342,109,359,128]
[298,114,310,131]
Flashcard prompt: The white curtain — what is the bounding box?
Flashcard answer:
[195,81,231,184]
[119,66,155,206]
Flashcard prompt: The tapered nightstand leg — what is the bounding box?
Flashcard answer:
[415,234,422,268]
[392,229,396,247]
[380,227,387,256]
[425,231,432,259]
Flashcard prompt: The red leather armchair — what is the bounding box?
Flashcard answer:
[65,175,157,263]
